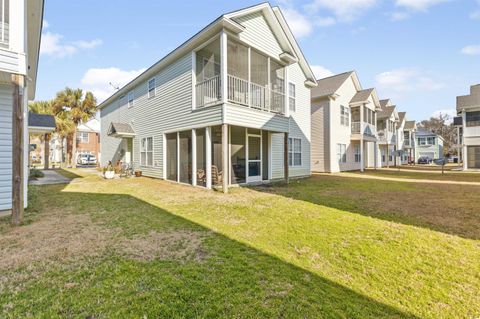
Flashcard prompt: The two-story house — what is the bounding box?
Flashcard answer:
[99,3,317,192]
[415,130,444,162]
[403,120,417,164]
[456,84,480,169]
[311,71,381,172]
[74,118,100,163]
[0,0,44,222]
[377,99,399,167]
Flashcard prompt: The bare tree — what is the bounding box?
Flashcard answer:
[417,112,457,156]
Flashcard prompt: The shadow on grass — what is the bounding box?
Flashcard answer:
[253,175,480,240]
[0,183,419,318]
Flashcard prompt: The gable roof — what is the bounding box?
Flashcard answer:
[107,122,135,138]
[77,118,100,133]
[398,112,406,123]
[377,106,396,119]
[404,120,416,130]
[350,88,374,104]
[98,3,316,110]
[311,71,361,99]
[379,99,392,108]
[28,112,55,129]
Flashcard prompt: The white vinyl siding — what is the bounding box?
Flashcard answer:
[0,84,12,211]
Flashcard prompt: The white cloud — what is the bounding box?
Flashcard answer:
[375,67,445,94]
[395,0,450,11]
[315,16,336,27]
[461,45,480,55]
[471,11,480,19]
[40,32,77,58]
[310,65,334,79]
[80,67,147,102]
[282,7,314,38]
[73,39,103,50]
[43,20,49,29]
[306,0,379,22]
[390,11,410,21]
[40,31,102,58]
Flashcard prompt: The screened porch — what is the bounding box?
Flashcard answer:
[194,36,286,114]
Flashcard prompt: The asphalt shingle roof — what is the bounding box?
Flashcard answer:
[350,88,374,104]
[28,112,56,129]
[108,122,135,136]
[311,71,354,99]
[377,106,396,119]
[404,120,416,130]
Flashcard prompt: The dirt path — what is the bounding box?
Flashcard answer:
[314,172,480,186]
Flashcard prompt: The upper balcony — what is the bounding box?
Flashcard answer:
[350,105,377,140]
[0,0,9,48]
[377,130,396,144]
[194,36,287,115]
[351,121,377,137]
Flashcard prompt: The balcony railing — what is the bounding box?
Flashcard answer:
[195,74,285,115]
[351,121,377,136]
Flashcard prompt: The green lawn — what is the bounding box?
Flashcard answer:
[0,170,479,318]
[354,169,480,182]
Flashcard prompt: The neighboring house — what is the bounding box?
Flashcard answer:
[377,99,399,167]
[0,0,44,220]
[99,3,317,192]
[311,71,381,172]
[403,120,417,164]
[415,130,444,162]
[75,118,101,163]
[396,112,406,164]
[28,112,56,168]
[453,116,463,164]
[456,84,480,170]
[49,133,65,164]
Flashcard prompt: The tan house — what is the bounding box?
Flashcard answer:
[311,71,382,172]
[377,99,399,167]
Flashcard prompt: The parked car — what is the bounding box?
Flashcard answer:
[418,156,432,164]
[77,154,97,165]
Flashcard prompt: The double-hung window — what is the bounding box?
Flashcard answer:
[77,132,89,143]
[337,144,346,163]
[340,106,349,126]
[141,137,154,166]
[466,111,480,127]
[354,144,361,163]
[148,78,156,99]
[418,137,426,146]
[289,83,296,112]
[427,137,435,145]
[288,138,302,166]
[128,91,134,107]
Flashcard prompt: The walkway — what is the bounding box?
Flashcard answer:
[313,172,480,186]
[29,170,71,186]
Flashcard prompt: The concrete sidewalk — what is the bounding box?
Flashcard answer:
[29,170,71,186]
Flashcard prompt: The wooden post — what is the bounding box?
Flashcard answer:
[12,74,25,226]
[222,124,228,193]
[284,133,289,184]
[44,133,50,170]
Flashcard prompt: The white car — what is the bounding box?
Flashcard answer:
[77,154,97,165]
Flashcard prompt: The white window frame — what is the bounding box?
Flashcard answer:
[288,138,302,167]
[340,106,349,126]
[427,137,435,145]
[288,82,296,112]
[148,78,156,99]
[141,137,154,167]
[337,144,346,163]
[418,137,426,146]
[77,131,89,143]
[128,91,134,108]
[354,144,361,163]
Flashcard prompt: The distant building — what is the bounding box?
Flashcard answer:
[75,118,101,163]
[456,84,480,170]
[414,130,444,161]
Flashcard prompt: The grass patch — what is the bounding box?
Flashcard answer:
[0,170,478,318]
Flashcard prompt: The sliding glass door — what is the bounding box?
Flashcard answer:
[179,131,192,184]
[166,133,177,181]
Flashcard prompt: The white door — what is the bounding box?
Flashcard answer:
[247,134,262,183]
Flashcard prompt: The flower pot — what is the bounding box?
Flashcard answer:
[135,171,142,177]
[104,171,115,179]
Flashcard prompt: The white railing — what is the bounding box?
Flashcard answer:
[195,74,286,114]
[0,0,9,47]
[195,75,221,108]
[351,122,361,134]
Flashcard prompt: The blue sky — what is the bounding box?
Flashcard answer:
[37,0,480,122]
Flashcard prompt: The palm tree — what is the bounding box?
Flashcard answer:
[29,100,76,167]
[53,88,97,167]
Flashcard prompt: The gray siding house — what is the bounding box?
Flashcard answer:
[99,3,317,191]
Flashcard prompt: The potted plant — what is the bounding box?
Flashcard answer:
[134,170,142,177]
[103,162,115,179]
